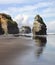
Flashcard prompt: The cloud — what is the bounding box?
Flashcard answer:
[46,21,55,33]
[40,7,55,18]
[0,0,46,4]
[0,0,53,4]
[14,14,31,27]
[0,1,54,16]
[0,0,26,4]
[8,1,54,12]
[0,1,54,19]
[0,1,55,33]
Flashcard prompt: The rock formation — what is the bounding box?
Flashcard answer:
[20,26,31,34]
[0,13,19,35]
[32,15,47,35]
[0,14,8,35]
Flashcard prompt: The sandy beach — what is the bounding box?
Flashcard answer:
[0,35,55,65]
[0,36,34,65]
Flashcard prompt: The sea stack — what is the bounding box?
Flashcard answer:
[0,13,19,35]
[32,15,47,35]
[20,26,31,34]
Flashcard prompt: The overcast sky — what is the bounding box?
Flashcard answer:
[0,0,55,33]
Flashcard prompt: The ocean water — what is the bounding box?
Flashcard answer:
[0,35,55,65]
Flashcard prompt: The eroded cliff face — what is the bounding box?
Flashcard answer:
[32,15,47,35]
[0,15,8,35]
[0,13,19,35]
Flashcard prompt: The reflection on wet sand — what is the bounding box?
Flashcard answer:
[0,35,49,65]
[33,36,47,58]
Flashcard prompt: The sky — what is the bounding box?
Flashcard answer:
[0,0,55,33]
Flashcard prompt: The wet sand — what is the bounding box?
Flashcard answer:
[0,36,35,65]
[0,35,55,65]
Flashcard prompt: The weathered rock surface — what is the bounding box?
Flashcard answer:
[0,13,19,35]
[32,15,47,35]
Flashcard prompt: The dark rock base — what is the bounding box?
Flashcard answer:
[35,30,47,35]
